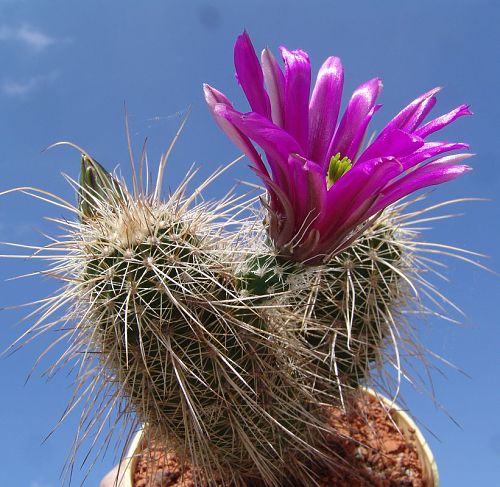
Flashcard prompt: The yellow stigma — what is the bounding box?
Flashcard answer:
[326,153,352,189]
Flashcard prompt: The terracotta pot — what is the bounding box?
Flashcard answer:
[120,389,439,487]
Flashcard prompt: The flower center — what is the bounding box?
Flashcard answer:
[326,153,352,189]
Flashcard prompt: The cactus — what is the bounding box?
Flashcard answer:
[2,30,474,486]
[76,150,445,486]
[1,144,474,487]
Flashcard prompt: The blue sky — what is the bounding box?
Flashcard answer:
[0,1,498,485]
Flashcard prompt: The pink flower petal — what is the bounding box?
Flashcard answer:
[261,48,286,128]
[399,141,469,170]
[234,31,271,118]
[378,87,441,136]
[415,104,472,138]
[319,156,402,241]
[308,56,344,167]
[215,104,302,192]
[204,84,268,178]
[371,153,473,214]
[357,129,424,164]
[280,47,311,153]
[327,78,383,161]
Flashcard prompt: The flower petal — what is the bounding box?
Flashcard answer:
[308,56,344,167]
[205,32,473,264]
[399,141,469,170]
[204,84,268,178]
[357,128,424,164]
[273,155,326,257]
[288,155,325,227]
[251,167,289,232]
[415,104,472,138]
[214,104,302,191]
[280,47,311,153]
[378,87,441,136]
[328,78,383,161]
[345,104,382,164]
[319,156,402,241]
[371,153,473,213]
[215,105,302,163]
[234,31,271,118]
[261,48,286,128]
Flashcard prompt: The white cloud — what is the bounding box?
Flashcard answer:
[0,24,56,51]
[30,482,53,487]
[16,24,55,50]
[1,71,59,96]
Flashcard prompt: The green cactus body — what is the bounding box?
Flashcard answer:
[237,220,405,402]
[77,163,334,485]
[295,222,405,396]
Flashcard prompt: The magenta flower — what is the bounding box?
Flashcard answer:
[204,32,472,264]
